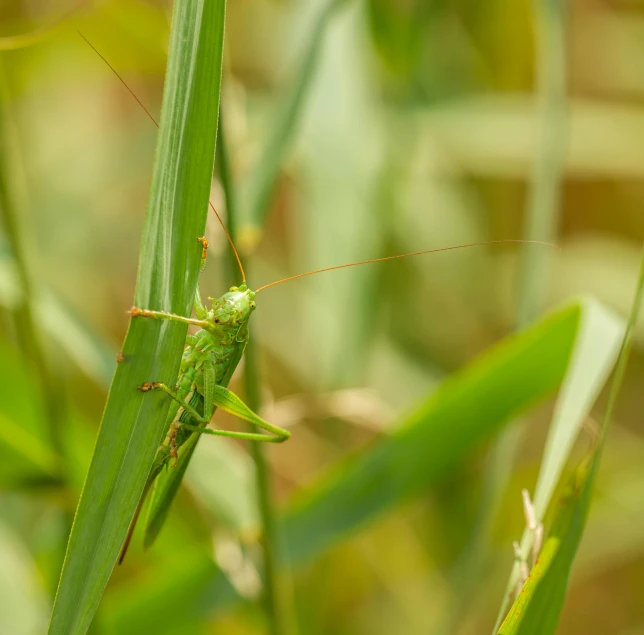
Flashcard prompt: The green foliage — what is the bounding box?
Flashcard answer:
[101,298,623,633]
[47,1,227,633]
[0,1,642,633]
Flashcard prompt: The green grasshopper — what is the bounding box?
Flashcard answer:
[120,236,289,560]
[80,36,558,561]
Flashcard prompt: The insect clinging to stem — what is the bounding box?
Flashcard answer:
[78,34,560,561]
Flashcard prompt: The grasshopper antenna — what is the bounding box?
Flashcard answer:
[78,32,247,284]
[255,239,560,293]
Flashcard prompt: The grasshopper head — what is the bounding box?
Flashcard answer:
[211,284,257,326]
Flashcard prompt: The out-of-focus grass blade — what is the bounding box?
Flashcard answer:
[0,411,59,478]
[0,519,50,635]
[0,341,60,484]
[101,549,225,635]
[47,1,227,633]
[42,288,116,388]
[0,2,83,50]
[185,437,259,536]
[0,59,66,470]
[105,298,623,632]
[415,96,644,179]
[0,252,145,389]
[242,0,349,235]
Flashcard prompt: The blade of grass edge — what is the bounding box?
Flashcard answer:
[496,248,644,634]
[47,1,227,634]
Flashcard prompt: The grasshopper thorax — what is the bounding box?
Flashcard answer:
[209,284,257,326]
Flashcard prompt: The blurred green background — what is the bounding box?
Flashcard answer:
[1,0,644,634]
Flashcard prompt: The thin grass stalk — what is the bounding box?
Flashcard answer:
[244,339,297,635]
[217,1,348,629]
[243,0,349,238]
[218,105,298,635]
[216,111,243,284]
[516,0,567,326]
[0,60,65,474]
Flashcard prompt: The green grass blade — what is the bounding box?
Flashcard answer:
[48,1,227,633]
[0,519,49,634]
[184,437,259,535]
[0,61,65,471]
[243,338,297,635]
[0,341,60,486]
[0,255,116,388]
[532,300,621,517]
[242,0,349,235]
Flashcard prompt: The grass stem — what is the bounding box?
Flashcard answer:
[216,111,243,284]
[244,340,297,635]
[243,0,349,238]
[218,101,297,635]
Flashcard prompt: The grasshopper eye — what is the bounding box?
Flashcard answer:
[229,286,238,292]
[250,301,256,310]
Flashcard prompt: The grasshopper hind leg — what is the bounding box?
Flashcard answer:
[139,382,290,445]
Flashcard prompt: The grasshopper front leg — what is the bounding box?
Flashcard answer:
[129,236,212,324]
[128,308,212,330]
